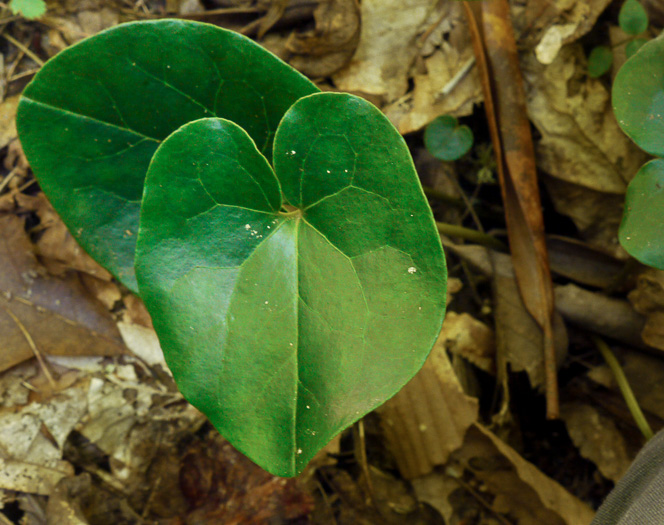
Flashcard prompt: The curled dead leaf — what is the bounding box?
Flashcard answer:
[285,0,361,77]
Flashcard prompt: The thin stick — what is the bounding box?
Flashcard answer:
[2,33,44,66]
[5,307,56,388]
[593,335,653,440]
[436,221,507,251]
[0,167,18,194]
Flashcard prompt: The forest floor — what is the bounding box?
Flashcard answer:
[0,0,661,523]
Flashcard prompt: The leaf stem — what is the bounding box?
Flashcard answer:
[436,221,507,252]
[592,335,653,440]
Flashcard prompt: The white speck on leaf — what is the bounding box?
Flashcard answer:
[265,301,269,305]
[245,224,251,230]
[408,267,417,274]
[297,448,302,454]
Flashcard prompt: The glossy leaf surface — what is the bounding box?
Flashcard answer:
[619,0,648,35]
[619,159,664,269]
[17,20,318,292]
[613,36,664,157]
[424,115,474,161]
[135,93,447,476]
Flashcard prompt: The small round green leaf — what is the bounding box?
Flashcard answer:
[9,0,46,18]
[619,159,664,269]
[424,115,474,161]
[135,93,447,476]
[587,46,613,78]
[613,36,664,157]
[625,37,649,58]
[619,0,649,35]
[16,20,318,292]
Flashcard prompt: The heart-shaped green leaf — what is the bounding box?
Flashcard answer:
[613,35,664,157]
[16,20,318,292]
[619,159,664,269]
[135,93,447,476]
[424,115,473,162]
[619,0,649,35]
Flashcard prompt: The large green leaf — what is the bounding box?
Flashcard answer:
[619,159,664,269]
[613,35,664,157]
[135,93,447,476]
[16,20,318,292]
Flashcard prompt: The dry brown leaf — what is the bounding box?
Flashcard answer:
[629,268,664,315]
[525,45,645,195]
[560,402,631,483]
[116,321,165,368]
[122,294,152,329]
[16,193,112,280]
[491,251,567,392]
[378,329,479,479]
[176,432,314,523]
[332,0,440,102]
[0,95,19,150]
[512,0,611,54]
[78,274,121,311]
[46,474,92,525]
[627,269,664,351]
[453,424,596,524]
[284,0,360,78]
[439,311,495,374]
[466,0,559,416]
[0,214,125,373]
[0,377,86,495]
[384,2,483,134]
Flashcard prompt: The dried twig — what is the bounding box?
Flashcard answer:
[4,306,56,388]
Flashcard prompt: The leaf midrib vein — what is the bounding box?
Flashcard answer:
[22,97,161,144]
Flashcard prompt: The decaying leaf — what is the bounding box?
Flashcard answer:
[491,251,567,392]
[384,2,483,134]
[454,424,596,524]
[561,402,632,482]
[333,0,439,101]
[524,44,647,251]
[333,0,482,134]
[0,95,19,150]
[378,328,479,479]
[16,193,113,281]
[0,215,125,373]
[439,311,495,374]
[627,268,664,351]
[466,0,559,416]
[525,44,644,194]
[512,0,612,55]
[284,0,361,77]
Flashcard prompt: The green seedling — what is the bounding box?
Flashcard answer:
[613,34,664,269]
[16,20,447,477]
[619,0,649,35]
[8,0,46,19]
[588,46,613,78]
[588,0,649,76]
[424,115,474,162]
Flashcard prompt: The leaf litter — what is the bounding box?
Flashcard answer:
[2,0,664,522]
